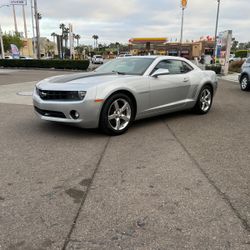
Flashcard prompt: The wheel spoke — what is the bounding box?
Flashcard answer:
[205,92,211,100]
[114,100,119,111]
[120,102,128,113]
[201,102,206,110]
[115,118,121,130]
[120,114,129,122]
[108,113,116,121]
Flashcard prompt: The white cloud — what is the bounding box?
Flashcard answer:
[0,0,249,44]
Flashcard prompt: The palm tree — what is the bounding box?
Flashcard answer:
[92,35,99,49]
[59,23,66,59]
[51,32,57,44]
[63,28,70,48]
[75,34,81,47]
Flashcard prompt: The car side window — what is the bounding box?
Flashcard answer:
[181,61,193,73]
[152,60,193,75]
[246,58,250,64]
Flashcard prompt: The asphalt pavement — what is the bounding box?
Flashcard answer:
[0,69,249,250]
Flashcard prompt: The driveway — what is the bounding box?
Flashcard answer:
[0,69,249,249]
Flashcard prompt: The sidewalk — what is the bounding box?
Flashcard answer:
[218,72,240,83]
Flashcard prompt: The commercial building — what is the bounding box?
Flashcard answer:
[129,37,215,59]
[20,37,57,58]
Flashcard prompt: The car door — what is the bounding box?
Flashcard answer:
[148,59,192,113]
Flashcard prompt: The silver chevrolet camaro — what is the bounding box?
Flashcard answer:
[33,56,218,135]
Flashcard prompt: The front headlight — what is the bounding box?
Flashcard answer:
[36,86,40,95]
[78,91,86,100]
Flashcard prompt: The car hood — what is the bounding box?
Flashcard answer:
[36,72,140,91]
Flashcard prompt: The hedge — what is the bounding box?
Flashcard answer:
[0,59,90,70]
[229,60,244,73]
[205,64,222,74]
[234,50,250,58]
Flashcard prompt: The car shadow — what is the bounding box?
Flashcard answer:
[132,110,193,129]
[32,120,107,139]
[29,110,194,138]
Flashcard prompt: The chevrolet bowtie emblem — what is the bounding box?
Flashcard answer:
[41,92,47,97]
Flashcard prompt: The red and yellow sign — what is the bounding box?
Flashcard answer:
[129,38,167,44]
[181,0,187,8]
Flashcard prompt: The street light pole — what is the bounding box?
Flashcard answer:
[34,0,41,59]
[0,4,11,59]
[179,7,185,56]
[214,0,221,58]
[179,0,187,57]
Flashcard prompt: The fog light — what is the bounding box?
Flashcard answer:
[70,110,80,120]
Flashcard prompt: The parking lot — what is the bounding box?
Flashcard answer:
[0,69,250,249]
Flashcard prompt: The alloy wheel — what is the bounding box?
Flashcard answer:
[241,77,248,90]
[108,98,131,131]
[200,89,212,112]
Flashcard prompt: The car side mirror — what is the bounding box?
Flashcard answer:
[151,68,170,78]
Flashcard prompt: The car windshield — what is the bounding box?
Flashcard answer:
[96,56,102,58]
[95,57,155,75]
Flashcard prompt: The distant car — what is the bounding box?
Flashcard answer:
[33,56,218,135]
[230,57,247,63]
[118,53,132,58]
[4,56,13,59]
[20,56,33,60]
[92,55,104,64]
[239,57,250,91]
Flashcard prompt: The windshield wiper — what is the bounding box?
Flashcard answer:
[112,70,126,75]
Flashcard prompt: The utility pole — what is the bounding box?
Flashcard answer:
[12,5,18,34]
[214,0,221,59]
[34,0,40,59]
[0,25,5,59]
[30,0,36,58]
[22,4,28,38]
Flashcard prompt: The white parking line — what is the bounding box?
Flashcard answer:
[0,81,36,106]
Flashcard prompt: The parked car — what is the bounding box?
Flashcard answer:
[33,56,218,135]
[92,55,104,64]
[117,53,132,58]
[239,57,250,91]
[20,56,34,60]
[229,57,247,63]
[4,55,13,59]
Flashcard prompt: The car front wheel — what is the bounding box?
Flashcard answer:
[193,85,213,114]
[240,75,250,91]
[100,93,135,135]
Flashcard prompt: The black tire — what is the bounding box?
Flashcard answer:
[99,93,135,135]
[193,85,213,115]
[240,75,250,91]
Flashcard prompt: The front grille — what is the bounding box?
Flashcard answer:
[34,106,66,118]
[37,89,81,101]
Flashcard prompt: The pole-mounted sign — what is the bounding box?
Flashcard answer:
[181,0,187,9]
[10,0,27,5]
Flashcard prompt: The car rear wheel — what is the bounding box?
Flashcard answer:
[193,85,213,114]
[100,93,135,135]
[240,75,250,91]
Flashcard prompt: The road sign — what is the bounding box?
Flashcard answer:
[10,0,27,5]
[181,0,187,8]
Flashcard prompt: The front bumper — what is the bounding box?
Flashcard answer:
[33,91,102,128]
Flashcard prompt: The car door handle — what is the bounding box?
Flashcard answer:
[183,78,189,82]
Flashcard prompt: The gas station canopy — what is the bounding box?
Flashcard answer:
[129,38,168,44]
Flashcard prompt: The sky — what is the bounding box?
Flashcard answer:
[0,0,249,45]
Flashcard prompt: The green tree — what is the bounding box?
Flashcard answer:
[2,33,23,52]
